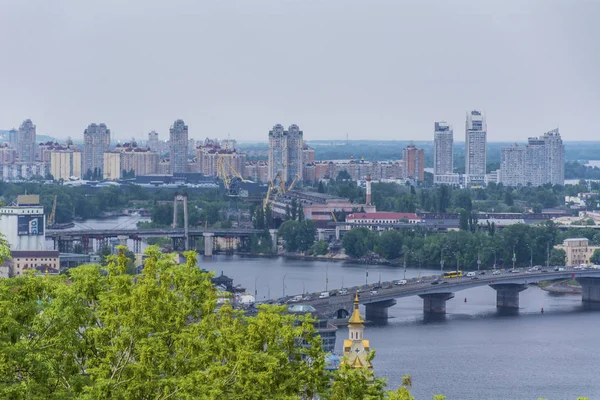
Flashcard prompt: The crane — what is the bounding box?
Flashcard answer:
[263,179,274,210]
[330,210,337,223]
[286,174,300,193]
[217,155,249,197]
[48,195,57,226]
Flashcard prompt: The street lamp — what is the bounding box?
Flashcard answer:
[440,248,445,276]
[404,251,408,280]
[477,251,481,274]
[325,265,329,292]
[512,245,516,271]
[254,277,258,298]
[528,244,533,269]
[283,273,288,297]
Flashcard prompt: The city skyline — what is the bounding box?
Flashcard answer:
[1,1,599,142]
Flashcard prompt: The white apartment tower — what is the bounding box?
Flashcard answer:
[434,121,453,176]
[17,119,36,163]
[499,128,564,187]
[268,124,304,182]
[465,110,487,185]
[147,131,159,153]
[83,123,110,177]
[169,119,188,174]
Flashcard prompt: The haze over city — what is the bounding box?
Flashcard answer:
[1,0,599,142]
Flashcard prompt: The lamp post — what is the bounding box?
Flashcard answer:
[546,242,550,269]
[477,251,481,274]
[283,273,288,297]
[512,245,516,271]
[404,251,408,280]
[440,248,445,276]
[529,245,533,269]
[325,265,329,292]
[254,277,258,298]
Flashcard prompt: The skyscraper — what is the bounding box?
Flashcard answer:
[268,124,304,181]
[433,121,453,176]
[17,119,36,163]
[465,110,487,185]
[8,128,18,150]
[402,144,425,181]
[83,123,111,178]
[169,119,188,174]
[543,128,565,185]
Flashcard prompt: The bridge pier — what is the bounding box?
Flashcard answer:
[365,299,396,320]
[419,293,454,314]
[203,233,214,257]
[577,278,600,303]
[117,235,128,247]
[490,284,527,309]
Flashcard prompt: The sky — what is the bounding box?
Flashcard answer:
[1,0,599,143]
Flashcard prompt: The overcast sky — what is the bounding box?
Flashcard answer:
[1,0,598,142]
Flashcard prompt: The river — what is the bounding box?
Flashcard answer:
[201,255,600,400]
[54,217,600,399]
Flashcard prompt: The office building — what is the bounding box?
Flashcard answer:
[434,122,453,176]
[147,131,159,153]
[83,123,111,177]
[50,150,82,181]
[498,129,565,187]
[402,144,424,181]
[555,238,600,266]
[17,119,36,163]
[465,110,487,185]
[268,124,303,182]
[103,152,122,180]
[169,119,188,173]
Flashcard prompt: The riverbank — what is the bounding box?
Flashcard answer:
[235,252,350,263]
[539,279,582,294]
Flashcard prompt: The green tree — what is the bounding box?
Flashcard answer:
[342,228,377,259]
[549,248,567,266]
[590,249,600,265]
[376,230,403,260]
[458,208,469,231]
[318,180,326,193]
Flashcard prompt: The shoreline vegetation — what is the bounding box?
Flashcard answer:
[538,279,582,294]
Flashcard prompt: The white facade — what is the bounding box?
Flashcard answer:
[0,205,46,251]
[465,110,487,185]
[50,151,82,181]
[83,123,111,176]
[499,144,527,186]
[434,121,453,176]
[268,124,304,181]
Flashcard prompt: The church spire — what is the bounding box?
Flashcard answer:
[343,292,372,369]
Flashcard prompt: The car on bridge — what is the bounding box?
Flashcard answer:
[338,288,348,295]
[394,279,407,285]
[493,270,501,275]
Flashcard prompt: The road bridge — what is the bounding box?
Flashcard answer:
[292,267,600,320]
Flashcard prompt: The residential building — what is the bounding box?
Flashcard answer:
[465,110,487,185]
[434,121,454,182]
[83,123,111,177]
[103,152,122,180]
[0,195,46,251]
[158,159,171,174]
[302,145,315,164]
[50,150,82,180]
[8,128,18,150]
[0,143,17,164]
[196,138,246,178]
[17,119,36,163]
[169,119,188,173]
[268,124,303,182]
[402,144,424,181]
[498,129,565,187]
[555,238,600,266]
[0,162,48,181]
[115,142,159,176]
[147,131,159,153]
[7,250,60,276]
[346,212,422,225]
[245,160,269,182]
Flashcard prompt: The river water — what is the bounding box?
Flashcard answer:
[56,217,600,399]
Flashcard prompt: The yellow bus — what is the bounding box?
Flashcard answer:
[444,270,463,279]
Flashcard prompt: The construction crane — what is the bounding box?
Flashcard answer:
[286,174,300,193]
[48,195,57,226]
[263,179,274,210]
[330,210,337,223]
[216,155,249,197]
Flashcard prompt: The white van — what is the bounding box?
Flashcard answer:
[466,272,476,277]
[319,292,330,299]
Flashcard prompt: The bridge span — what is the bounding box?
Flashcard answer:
[294,267,600,320]
[47,227,264,255]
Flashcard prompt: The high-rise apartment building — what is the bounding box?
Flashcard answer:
[402,144,425,181]
[50,150,82,181]
[147,131,159,153]
[103,153,121,180]
[268,124,304,181]
[0,144,17,164]
[465,110,487,185]
[115,142,159,176]
[433,122,453,176]
[83,123,111,177]
[8,128,18,150]
[195,139,246,178]
[499,129,564,187]
[169,119,188,174]
[17,119,36,163]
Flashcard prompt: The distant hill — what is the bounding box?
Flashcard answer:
[0,130,57,144]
